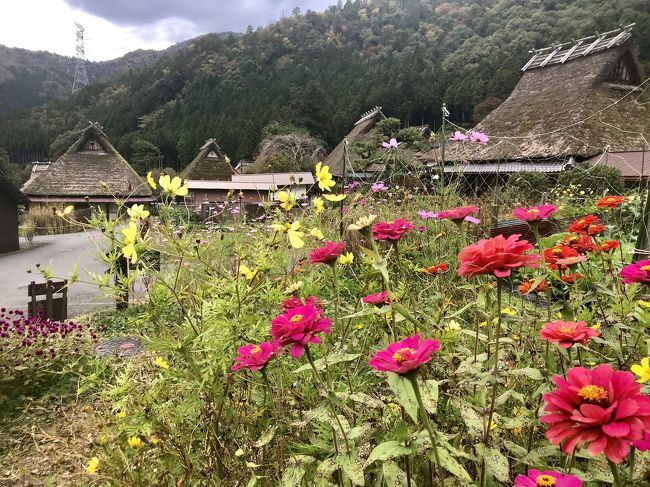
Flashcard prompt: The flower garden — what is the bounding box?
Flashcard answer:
[1,161,650,486]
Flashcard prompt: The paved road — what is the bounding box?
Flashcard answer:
[0,232,112,317]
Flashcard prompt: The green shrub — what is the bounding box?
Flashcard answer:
[505,172,552,204]
[557,162,624,196]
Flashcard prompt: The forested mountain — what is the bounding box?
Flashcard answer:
[0,0,648,171]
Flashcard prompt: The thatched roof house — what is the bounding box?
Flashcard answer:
[249,133,327,174]
[22,122,153,210]
[325,107,387,177]
[0,169,27,253]
[421,24,649,176]
[180,138,235,181]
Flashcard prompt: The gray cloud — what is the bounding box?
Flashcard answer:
[63,0,334,36]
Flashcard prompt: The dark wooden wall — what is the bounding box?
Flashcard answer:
[0,192,20,253]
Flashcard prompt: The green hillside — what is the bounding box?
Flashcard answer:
[0,0,648,170]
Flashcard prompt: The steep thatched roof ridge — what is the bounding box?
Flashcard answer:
[424,39,649,164]
[180,139,235,181]
[22,122,152,198]
[325,107,386,176]
[0,169,28,203]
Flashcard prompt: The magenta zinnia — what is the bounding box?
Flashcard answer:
[368,334,440,375]
[308,241,346,264]
[620,260,650,284]
[362,291,390,306]
[270,304,332,358]
[512,204,557,222]
[433,205,479,223]
[372,218,416,241]
[457,234,540,278]
[540,364,650,463]
[231,341,280,371]
[514,469,582,487]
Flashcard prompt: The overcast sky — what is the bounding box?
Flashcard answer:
[0,0,334,61]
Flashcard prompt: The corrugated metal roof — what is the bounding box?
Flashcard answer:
[587,151,650,179]
[230,172,314,185]
[441,161,572,174]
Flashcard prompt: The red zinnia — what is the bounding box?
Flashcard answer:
[309,241,345,264]
[231,341,281,371]
[568,215,600,234]
[561,273,584,283]
[420,263,448,274]
[562,234,596,254]
[518,278,549,294]
[514,470,582,487]
[596,195,624,209]
[540,364,650,463]
[600,240,619,252]
[544,245,579,270]
[511,204,557,222]
[372,218,416,241]
[368,334,440,375]
[587,224,605,236]
[620,260,650,284]
[433,205,479,223]
[270,304,332,357]
[281,295,323,312]
[457,234,540,278]
[539,320,599,349]
[362,291,391,306]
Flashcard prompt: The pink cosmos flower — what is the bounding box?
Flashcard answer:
[620,260,650,284]
[418,210,436,220]
[309,241,346,264]
[540,364,650,463]
[457,234,540,278]
[372,218,416,241]
[512,204,557,222]
[362,291,390,306]
[433,206,479,223]
[539,320,599,349]
[633,431,650,452]
[449,130,468,142]
[368,334,440,375]
[231,341,281,371]
[270,304,332,358]
[382,138,401,149]
[281,295,323,312]
[514,470,582,487]
[371,181,387,192]
[470,131,489,144]
[464,216,481,225]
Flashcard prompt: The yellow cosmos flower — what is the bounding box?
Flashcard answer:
[287,222,305,249]
[155,357,170,369]
[323,193,346,202]
[56,205,75,217]
[479,320,488,328]
[591,323,602,331]
[127,436,144,449]
[127,204,150,221]
[355,324,364,330]
[312,196,325,215]
[310,228,325,240]
[631,357,650,383]
[501,307,517,316]
[150,436,160,445]
[276,191,296,211]
[115,410,126,419]
[338,252,354,265]
[445,320,462,332]
[85,456,100,474]
[348,214,377,231]
[638,300,650,309]
[284,281,303,294]
[238,263,257,280]
[121,222,139,264]
[146,171,157,189]
[315,162,335,192]
[159,174,188,197]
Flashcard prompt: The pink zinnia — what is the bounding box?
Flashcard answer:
[633,431,650,452]
[512,204,557,222]
[231,341,280,371]
[457,234,540,278]
[372,218,416,241]
[270,304,332,358]
[309,241,346,264]
[540,364,650,463]
[281,295,323,312]
[368,334,440,375]
[448,130,468,142]
[362,291,390,306]
[433,206,479,223]
[620,260,650,284]
[469,131,489,145]
[514,469,582,487]
[539,320,599,349]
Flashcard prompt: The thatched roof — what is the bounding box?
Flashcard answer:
[22,122,152,200]
[180,138,235,181]
[422,25,649,164]
[324,107,386,176]
[0,169,28,203]
[249,133,327,174]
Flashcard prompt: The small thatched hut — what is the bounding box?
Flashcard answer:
[324,107,386,177]
[249,133,327,174]
[420,24,650,181]
[180,139,235,181]
[22,122,153,218]
[0,169,27,253]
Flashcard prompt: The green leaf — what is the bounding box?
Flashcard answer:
[386,373,419,422]
[455,353,488,375]
[459,404,484,438]
[246,475,258,487]
[294,353,361,373]
[372,258,390,284]
[391,302,421,328]
[382,460,415,487]
[433,448,472,482]
[366,441,412,464]
[342,306,390,319]
[508,368,544,381]
[420,380,438,415]
[253,425,277,447]
[475,445,509,482]
[281,456,315,487]
[338,450,365,486]
[503,440,528,458]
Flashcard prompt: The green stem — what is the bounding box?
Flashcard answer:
[410,374,446,487]
[484,278,502,446]
[628,446,636,481]
[608,459,623,487]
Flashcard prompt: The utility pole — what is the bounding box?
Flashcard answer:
[72,22,89,94]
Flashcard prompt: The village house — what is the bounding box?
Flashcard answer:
[21,122,153,218]
[420,24,650,184]
[180,138,235,182]
[0,169,27,254]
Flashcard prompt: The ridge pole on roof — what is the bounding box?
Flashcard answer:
[521,51,541,71]
[559,39,583,64]
[539,44,560,67]
[605,29,629,49]
[582,32,605,57]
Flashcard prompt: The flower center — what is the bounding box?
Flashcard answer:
[560,326,575,334]
[392,347,415,364]
[251,346,262,354]
[536,475,556,487]
[284,223,292,231]
[578,384,608,403]
[290,314,303,323]
[528,209,539,214]
[552,248,563,255]
[641,265,650,272]
[606,197,616,203]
